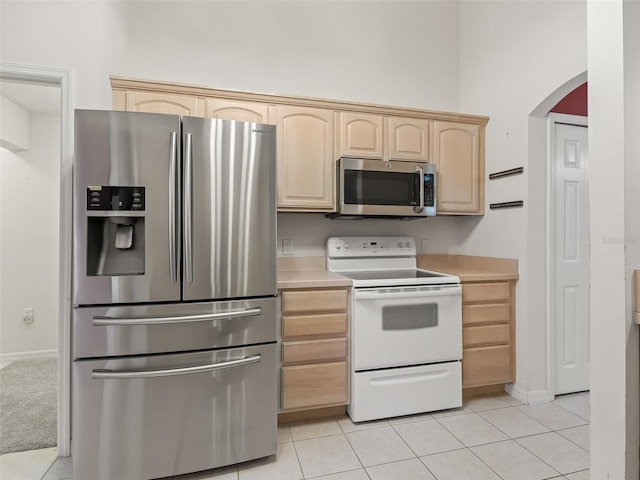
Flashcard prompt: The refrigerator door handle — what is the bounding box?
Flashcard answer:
[92,307,262,326]
[91,354,261,379]
[184,132,194,283]
[169,131,179,283]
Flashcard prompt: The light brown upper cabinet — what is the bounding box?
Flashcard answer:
[277,106,335,211]
[204,98,275,124]
[432,121,485,215]
[111,76,489,215]
[385,117,431,162]
[337,113,430,163]
[114,90,204,116]
[336,112,384,159]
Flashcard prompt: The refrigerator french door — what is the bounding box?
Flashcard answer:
[72,110,277,480]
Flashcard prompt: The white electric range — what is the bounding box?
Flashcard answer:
[326,236,463,422]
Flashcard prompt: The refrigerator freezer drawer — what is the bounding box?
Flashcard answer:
[73,298,276,359]
[72,343,277,480]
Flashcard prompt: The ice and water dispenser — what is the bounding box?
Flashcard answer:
[85,185,145,276]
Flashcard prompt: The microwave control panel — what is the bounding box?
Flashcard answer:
[424,173,435,207]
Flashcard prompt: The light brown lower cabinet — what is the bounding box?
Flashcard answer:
[462,345,512,387]
[281,362,348,410]
[279,287,350,412]
[462,280,516,389]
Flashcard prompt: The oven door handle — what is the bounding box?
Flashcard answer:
[91,354,261,379]
[354,285,461,300]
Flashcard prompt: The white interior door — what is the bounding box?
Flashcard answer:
[553,121,590,395]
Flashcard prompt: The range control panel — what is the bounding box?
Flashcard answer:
[326,236,416,258]
[87,186,145,211]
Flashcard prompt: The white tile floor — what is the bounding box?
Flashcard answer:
[0,391,591,480]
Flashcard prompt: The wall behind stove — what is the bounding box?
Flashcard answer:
[276,213,477,258]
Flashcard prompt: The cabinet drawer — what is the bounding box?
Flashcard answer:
[463,303,511,325]
[281,289,348,314]
[462,282,510,304]
[281,362,348,410]
[463,324,510,348]
[462,345,513,387]
[282,313,348,340]
[282,338,347,366]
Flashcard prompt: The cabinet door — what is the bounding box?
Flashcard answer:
[281,362,348,410]
[277,106,335,211]
[462,345,513,387]
[386,117,431,162]
[432,122,484,215]
[204,98,275,124]
[125,91,203,116]
[337,112,384,159]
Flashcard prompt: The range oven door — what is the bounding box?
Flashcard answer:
[72,343,276,480]
[352,284,462,370]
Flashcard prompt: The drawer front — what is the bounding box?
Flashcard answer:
[463,303,511,326]
[349,361,461,423]
[282,338,347,365]
[462,345,513,387]
[462,282,510,304]
[281,289,348,314]
[74,298,277,359]
[73,344,277,480]
[282,313,348,340]
[281,362,348,410]
[463,324,510,348]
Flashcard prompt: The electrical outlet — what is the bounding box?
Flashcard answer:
[22,308,33,324]
[421,239,430,253]
[282,239,293,255]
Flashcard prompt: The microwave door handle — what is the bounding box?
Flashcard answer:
[415,165,425,213]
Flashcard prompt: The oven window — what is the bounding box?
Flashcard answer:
[344,170,419,206]
[382,304,438,330]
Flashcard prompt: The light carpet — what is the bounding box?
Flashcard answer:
[0,359,57,454]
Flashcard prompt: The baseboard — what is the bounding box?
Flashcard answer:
[0,349,58,362]
[526,389,554,404]
[504,383,529,404]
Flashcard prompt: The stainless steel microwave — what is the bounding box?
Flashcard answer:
[329,157,436,219]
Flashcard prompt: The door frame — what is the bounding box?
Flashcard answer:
[0,62,74,456]
[546,112,589,398]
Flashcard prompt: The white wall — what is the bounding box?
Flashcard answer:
[0,95,29,151]
[0,0,129,109]
[277,213,477,258]
[122,1,460,112]
[588,1,640,477]
[458,0,587,399]
[623,1,640,476]
[0,113,61,354]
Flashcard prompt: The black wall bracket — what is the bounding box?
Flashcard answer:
[489,167,524,180]
[490,200,524,210]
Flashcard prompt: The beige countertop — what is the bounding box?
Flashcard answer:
[277,256,352,289]
[277,254,519,288]
[418,254,519,282]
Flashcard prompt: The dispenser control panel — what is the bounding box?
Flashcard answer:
[87,186,145,211]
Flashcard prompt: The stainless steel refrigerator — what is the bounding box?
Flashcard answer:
[72,110,277,480]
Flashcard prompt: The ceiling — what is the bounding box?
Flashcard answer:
[0,81,60,114]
